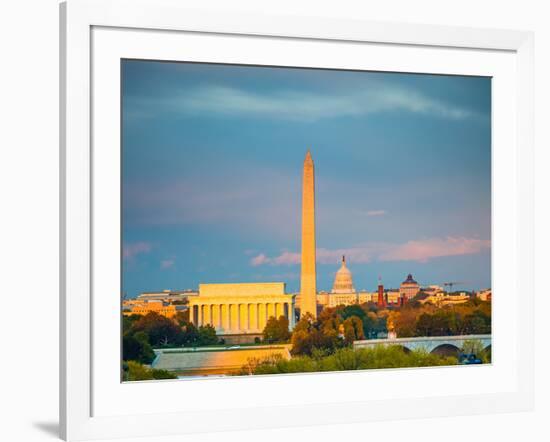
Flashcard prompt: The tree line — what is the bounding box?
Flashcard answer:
[387,298,491,337]
[122,298,491,379]
[239,345,458,376]
[122,311,218,379]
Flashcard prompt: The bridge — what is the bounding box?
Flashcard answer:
[353,334,491,356]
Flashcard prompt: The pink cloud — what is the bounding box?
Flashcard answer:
[366,209,387,217]
[250,236,490,266]
[378,237,491,263]
[250,254,269,266]
[250,251,300,266]
[123,242,152,260]
[160,259,175,270]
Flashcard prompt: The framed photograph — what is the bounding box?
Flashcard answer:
[60,0,534,440]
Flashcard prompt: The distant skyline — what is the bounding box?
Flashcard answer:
[122,60,491,298]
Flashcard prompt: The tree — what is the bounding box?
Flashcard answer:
[290,328,339,356]
[342,316,365,344]
[392,308,418,338]
[174,310,190,326]
[462,310,490,334]
[181,322,200,346]
[294,312,316,333]
[198,324,218,346]
[122,314,142,334]
[262,316,290,343]
[461,339,490,363]
[461,339,484,355]
[122,333,155,364]
[415,313,433,336]
[131,312,183,346]
[341,304,366,321]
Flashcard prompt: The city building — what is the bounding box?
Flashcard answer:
[476,289,492,301]
[420,285,445,295]
[357,291,376,304]
[296,257,377,309]
[419,291,471,306]
[325,256,359,307]
[136,289,198,303]
[399,274,420,303]
[385,289,401,305]
[122,299,186,318]
[187,282,296,343]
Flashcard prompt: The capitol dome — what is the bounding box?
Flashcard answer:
[331,256,356,294]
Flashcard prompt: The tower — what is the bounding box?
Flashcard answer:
[377,276,386,308]
[300,150,317,318]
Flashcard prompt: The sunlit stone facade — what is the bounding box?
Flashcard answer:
[399,273,420,302]
[300,150,318,318]
[122,299,182,318]
[188,283,296,335]
[323,256,358,307]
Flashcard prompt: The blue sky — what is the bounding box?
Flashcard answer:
[122,60,491,298]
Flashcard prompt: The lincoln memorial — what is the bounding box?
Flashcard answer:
[188,283,296,342]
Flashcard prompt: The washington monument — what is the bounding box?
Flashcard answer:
[300,150,317,318]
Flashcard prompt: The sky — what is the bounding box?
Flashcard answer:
[121,59,491,298]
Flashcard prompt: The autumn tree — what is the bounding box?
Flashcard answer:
[342,316,365,344]
[262,316,291,343]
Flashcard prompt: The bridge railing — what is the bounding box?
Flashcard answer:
[353,334,492,350]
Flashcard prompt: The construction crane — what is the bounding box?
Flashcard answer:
[442,281,465,293]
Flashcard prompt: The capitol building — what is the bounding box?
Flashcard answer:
[315,256,374,308]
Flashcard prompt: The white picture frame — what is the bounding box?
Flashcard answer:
[60,0,534,440]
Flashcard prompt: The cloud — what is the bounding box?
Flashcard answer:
[126,83,484,123]
[160,259,175,270]
[366,210,387,217]
[250,236,490,266]
[123,242,152,260]
[123,169,301,239]
[378,237,490,263]
[250,254,270,266]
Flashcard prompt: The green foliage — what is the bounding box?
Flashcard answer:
[150,368,177,379]
[291,307,385,356]
[131,312,184,346]
[180,322,200,346]
[174,310,190,326]
[122,333,155,364]
[122,310,220,376]
[461,339,484,355]
[291,329,332,356]
[262,316,291,343]
[390,300,491,338]
[241,345,458,375]
[342,316,365,344]
[461,339,491,363]
[122,314,142,334]
[341,305,366,321]
[198,324,218,346]
[123,360,177,381]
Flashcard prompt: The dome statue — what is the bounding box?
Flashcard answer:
[331,255,356,294]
